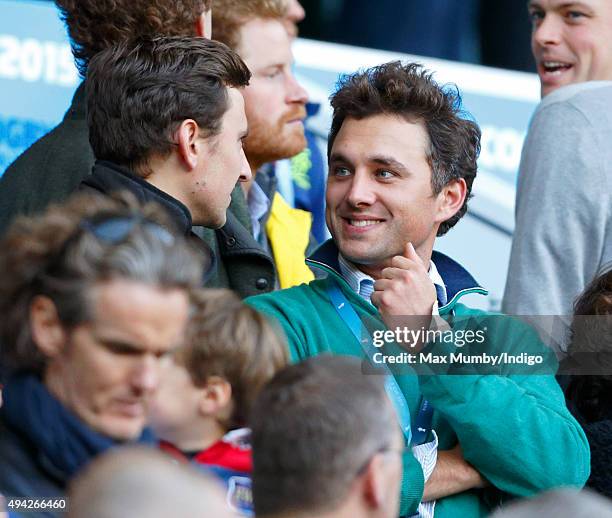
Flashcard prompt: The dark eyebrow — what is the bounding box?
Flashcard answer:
[329,152,411,175]
[367,155,411,175]
[97,336,177,358]
[96,336,144,354]
[329,152,352,165]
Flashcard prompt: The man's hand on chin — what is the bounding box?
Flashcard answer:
[371,242,437,350]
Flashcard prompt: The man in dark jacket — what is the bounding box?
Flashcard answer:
[81,36,259,264]
[0,192,204,514]
[0,0,277,298]
[0,0,212,234]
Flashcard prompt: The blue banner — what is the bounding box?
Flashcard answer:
[0,0,79,174]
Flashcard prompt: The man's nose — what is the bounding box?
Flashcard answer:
[533,14,562,48]
[286,72,308,105]
[345,173,376,207]
[131,354,159,394]
[238,149,252,182]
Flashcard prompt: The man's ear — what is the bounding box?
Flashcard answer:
[435,178,467,225]
[198,376,233,417]
[30,295,67,358]
[176,119,201,172]
[195,9,213,39]
[360,454,387,510]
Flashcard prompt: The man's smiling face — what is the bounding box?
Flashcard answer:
[529,0,612,96]
[326,114,448,269]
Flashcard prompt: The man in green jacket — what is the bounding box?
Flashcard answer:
[247,61,590,517]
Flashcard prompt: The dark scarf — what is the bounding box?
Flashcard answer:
[1,374,155,482]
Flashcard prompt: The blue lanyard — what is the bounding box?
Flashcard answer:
[327,280,433,446]
[413,397,433,445]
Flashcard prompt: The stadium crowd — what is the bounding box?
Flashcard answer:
[0,0,611,517]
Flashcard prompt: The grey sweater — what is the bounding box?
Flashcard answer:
[503,82,612,353]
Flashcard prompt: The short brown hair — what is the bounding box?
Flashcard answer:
[251,355,398,516]
[176,288,288,429]
[212,0,286,50]
[328,61,481,236]
[0,191,205,375]
[87,36,250,177]
[55,0,212,76]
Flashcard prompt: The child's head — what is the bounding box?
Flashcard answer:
[150,288,288,444]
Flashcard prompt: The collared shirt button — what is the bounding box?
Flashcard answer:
[255,277,269,290]
[226,236,236,247]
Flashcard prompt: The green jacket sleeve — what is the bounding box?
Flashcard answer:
[419,316,590,497]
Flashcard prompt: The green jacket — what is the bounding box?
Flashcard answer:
[247,240,590,517]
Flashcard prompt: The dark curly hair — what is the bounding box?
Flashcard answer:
[328,61,481,236]
[55,0,212,76]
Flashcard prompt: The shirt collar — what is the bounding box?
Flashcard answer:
[247,181,271,241]
[337,253,448,304]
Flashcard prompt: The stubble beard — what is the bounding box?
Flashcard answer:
[244,115,307,169]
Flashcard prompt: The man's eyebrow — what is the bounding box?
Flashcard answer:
[329,152,411,174]
[367,155,410,174]
[260,63,284,71]
[559,2,594,10]
[95,336,143,353]
[528,1,593,10]
[329,152,352,164]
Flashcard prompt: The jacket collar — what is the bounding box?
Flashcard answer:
[84,160,193,236]
[307,240,488,311]
[65,81,87,120]
[216,208,274,259]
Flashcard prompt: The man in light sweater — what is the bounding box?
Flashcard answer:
[502,0,612,355]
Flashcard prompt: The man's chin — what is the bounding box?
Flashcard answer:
[196,212,226,230]
[90,417,146,442]
[337,242,385,267]
[281,133,307,159]
[208,217,226,230]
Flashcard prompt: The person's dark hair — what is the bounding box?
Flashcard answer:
[54,0,212,76]
[0,191,206,376]
[328,61,481,236]
[565,268,612,422]
[86,36,251,177]
[250,355,397,516]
